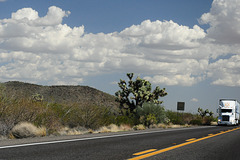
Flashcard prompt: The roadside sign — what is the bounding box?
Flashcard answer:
[177,102,185,111]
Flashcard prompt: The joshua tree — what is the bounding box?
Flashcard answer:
[115,73,167,114]
[198,108,213,118]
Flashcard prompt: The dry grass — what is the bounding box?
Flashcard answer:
[58,126,88,135]
[133,124,146,130]
[211,121,218,126]
[119,124,132,131]
[184,124,191,127]
[156,123,168,129]
[9,121,192,139]
[97,126,111,133]
[8,133,15,139]
[97,124,132,133]
[11,122,46,139]
[168,124,181,128]
[88,129,94,134]
[149,123,191,129]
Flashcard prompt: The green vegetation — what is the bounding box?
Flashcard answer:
[115,73,167,114]
[0,76,217,139]
[198,107,213,119]
[0,83,115,137]
[166,108,216,126]
[137,102,167,127]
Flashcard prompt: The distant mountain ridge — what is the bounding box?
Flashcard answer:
[1,81,118,109]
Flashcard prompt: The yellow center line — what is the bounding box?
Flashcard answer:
[128,127,240,160]
[133,149,157,156]
[186,138,196,142]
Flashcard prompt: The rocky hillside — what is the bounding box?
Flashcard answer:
[1,81,119,109]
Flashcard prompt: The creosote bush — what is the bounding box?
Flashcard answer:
[63,102,113,130]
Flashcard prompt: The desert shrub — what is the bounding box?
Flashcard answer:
[114,113,137,126]
[0,86,16,135]
[137,102,166,127]
[34,109,62,134]
[34,103,82,134]
[0,87,46,135]
[139,114,157,128]
[13,99,45,123]
[190,119,202,125]
[11,122,46,139]
[182,112,196,124]
[166,110,199,125]
[166,110,183,125]
[203,116,215,125]
[190,116,216,126]
[63,103,111,129]
[0,121,12,136]
[0,83,130,136]
[45,103,72,126]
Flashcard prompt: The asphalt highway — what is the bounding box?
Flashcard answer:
[0,126,239,160]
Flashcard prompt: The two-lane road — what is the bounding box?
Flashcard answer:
[0,126,239,160]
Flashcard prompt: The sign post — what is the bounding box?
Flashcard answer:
[177,102,185,123]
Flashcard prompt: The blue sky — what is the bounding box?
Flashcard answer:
[0,0,240,114]
[0,0,212,33]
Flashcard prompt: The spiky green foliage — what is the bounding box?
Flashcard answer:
[137,102,166,127]
[115,73,167,114]
[198,107,213,119]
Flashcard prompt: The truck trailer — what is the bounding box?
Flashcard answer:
[217,99,240,125]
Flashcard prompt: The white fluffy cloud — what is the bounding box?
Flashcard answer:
[121,20,205,49]
[0,1,240,87]
[200,0,240,44]
[208,55,240,86]
[198,0,240,86]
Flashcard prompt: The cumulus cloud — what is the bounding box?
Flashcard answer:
[198,0,240,86]
[0,6,83,84]
[0,1,240,87]
[0,7,83,55]
[121,20,205,49]
[10,6,70,25]
[199,0,240,45]
[208,55,240,86]
[0,6,207,85]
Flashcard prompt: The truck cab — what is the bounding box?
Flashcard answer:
[217,99,239,125]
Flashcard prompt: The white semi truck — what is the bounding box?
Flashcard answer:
[217,99,240,125]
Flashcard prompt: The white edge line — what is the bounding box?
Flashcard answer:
[0,126,214,149]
